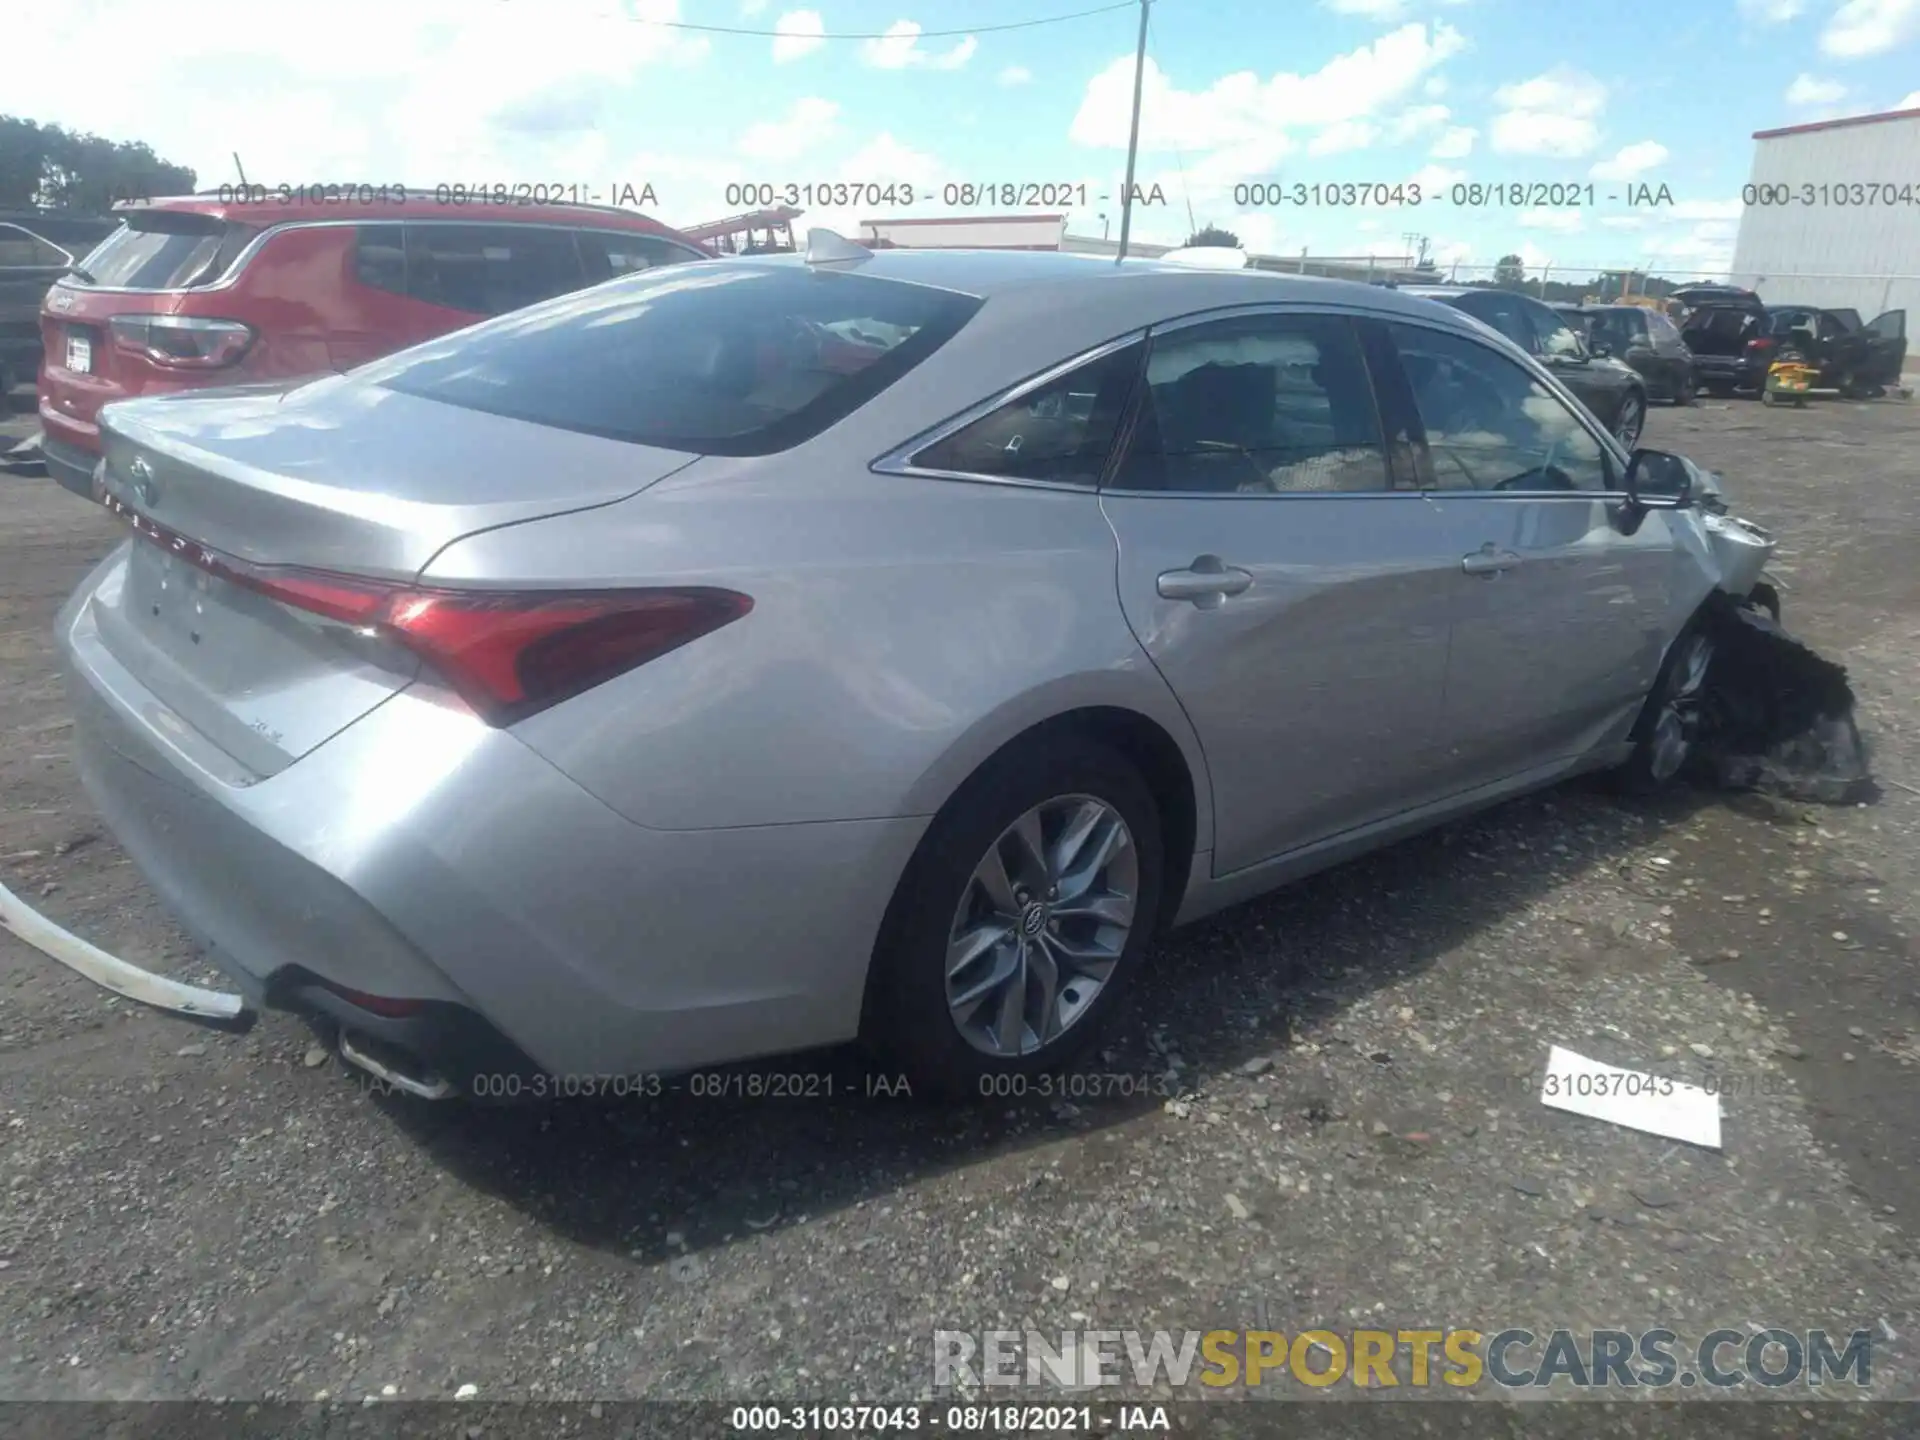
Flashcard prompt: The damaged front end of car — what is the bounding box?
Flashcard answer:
[1676,464,1873,805]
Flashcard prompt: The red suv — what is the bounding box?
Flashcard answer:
[38,192,710,496]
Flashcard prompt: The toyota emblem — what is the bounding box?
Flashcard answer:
[129,455,159,507]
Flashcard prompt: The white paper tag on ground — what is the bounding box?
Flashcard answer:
[1539,1045,1722,1150]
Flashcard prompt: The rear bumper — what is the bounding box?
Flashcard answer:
[40,433,100,498]
[1690,356,1767,389]
[54,548,927,1079]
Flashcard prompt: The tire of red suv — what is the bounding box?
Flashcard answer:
[862,736,1165,1100]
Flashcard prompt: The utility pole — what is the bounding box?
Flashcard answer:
[1115,0,1151,263]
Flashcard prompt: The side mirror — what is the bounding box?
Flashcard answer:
[1624,448,1692,510]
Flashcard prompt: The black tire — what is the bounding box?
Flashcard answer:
[1836,368,1859,400]
[862,736,1165,1099]
[1613,621,1715,796]
[1674,372,1695,406]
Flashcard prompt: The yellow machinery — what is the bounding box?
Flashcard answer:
[1762,355,1815,407]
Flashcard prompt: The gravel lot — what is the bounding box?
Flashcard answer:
[2,386,1918,1415]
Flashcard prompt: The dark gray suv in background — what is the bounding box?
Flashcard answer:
[1403,285,1649,447]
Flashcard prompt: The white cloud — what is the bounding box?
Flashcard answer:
[1490,68,1607,157]
[1738,0,1804,20]
[1309,120,1378,155]
[862,21,978,70]
[1323,0,1469,16]
[1409,163,1468,193]
[1387,103,1451,140]
[1900,88,1920,108]
[1431,125,1476,158]
[772,10,825,62]
[1821,0,1920,57]
[1590,140,1668,180]
[1070,21,1465,181]
[999,65,1034,86]
[5,0,713,194]
[1517,207,1585,232]
[1785,72,1847,104]
[737,96,839,161]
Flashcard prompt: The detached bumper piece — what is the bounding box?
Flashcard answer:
[0,875,253,1030]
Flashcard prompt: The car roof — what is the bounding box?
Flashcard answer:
[117,193,696,241]
[737,248,1489,329]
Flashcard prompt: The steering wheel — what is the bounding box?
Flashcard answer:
[1490,465,1576,492]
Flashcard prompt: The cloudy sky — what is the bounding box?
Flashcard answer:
[11,0,1920,278]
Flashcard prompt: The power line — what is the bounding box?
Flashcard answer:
[630,1,1140,40]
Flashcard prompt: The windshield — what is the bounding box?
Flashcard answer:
[369,262,981,455]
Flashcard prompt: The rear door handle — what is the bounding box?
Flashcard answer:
[1461,544,1520,577]
[1158,557,1254,603]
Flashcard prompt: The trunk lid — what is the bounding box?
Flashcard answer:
[87,377,698,775]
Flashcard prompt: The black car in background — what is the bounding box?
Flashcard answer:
[1553,303,1697,406]
[1671,284,1908,397]
[1401,285,1648,447]
[0,211,119,398]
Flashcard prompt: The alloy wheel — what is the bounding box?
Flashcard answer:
[944,794,1138,1057]
[1647,632,1714,783]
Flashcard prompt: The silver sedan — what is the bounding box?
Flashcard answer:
[14,240,1750,1099]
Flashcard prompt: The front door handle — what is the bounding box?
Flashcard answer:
[1461,543,1520,577]
[1158,556,1254,604]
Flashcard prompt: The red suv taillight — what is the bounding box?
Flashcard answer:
[1745,336,1777,355]
[107,497,751,723]
[109,315,256,369]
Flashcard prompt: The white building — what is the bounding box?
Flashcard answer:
[1731,106,1920,329]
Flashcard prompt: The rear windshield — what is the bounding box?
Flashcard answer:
[369,263,983,455]
[76,213,259,289]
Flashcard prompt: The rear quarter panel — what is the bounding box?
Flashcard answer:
[422,460,1215,836]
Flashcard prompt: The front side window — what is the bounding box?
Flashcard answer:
[368,263,982,455]
[403,224,585,316]
[909,341,1143,486]
[1389,322,1613,493]
[1110,313,1390,494]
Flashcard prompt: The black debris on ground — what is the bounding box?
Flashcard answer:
[1695,593,1874,805]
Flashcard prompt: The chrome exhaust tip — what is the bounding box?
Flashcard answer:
[336,1030,457,1101]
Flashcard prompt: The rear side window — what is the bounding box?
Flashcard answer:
[403,224,586,316]
[1453,291,1535,351]
[908,341,1143,486]
[368,263,982,456]
[577,230,702,283]
[76,213,259,289]
[352,228,407,296]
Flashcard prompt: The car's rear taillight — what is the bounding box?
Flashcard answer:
[104,496,751,723]
[1745,336,1777,354]
[109,315,255,369]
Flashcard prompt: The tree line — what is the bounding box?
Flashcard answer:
[0,116,196,213]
